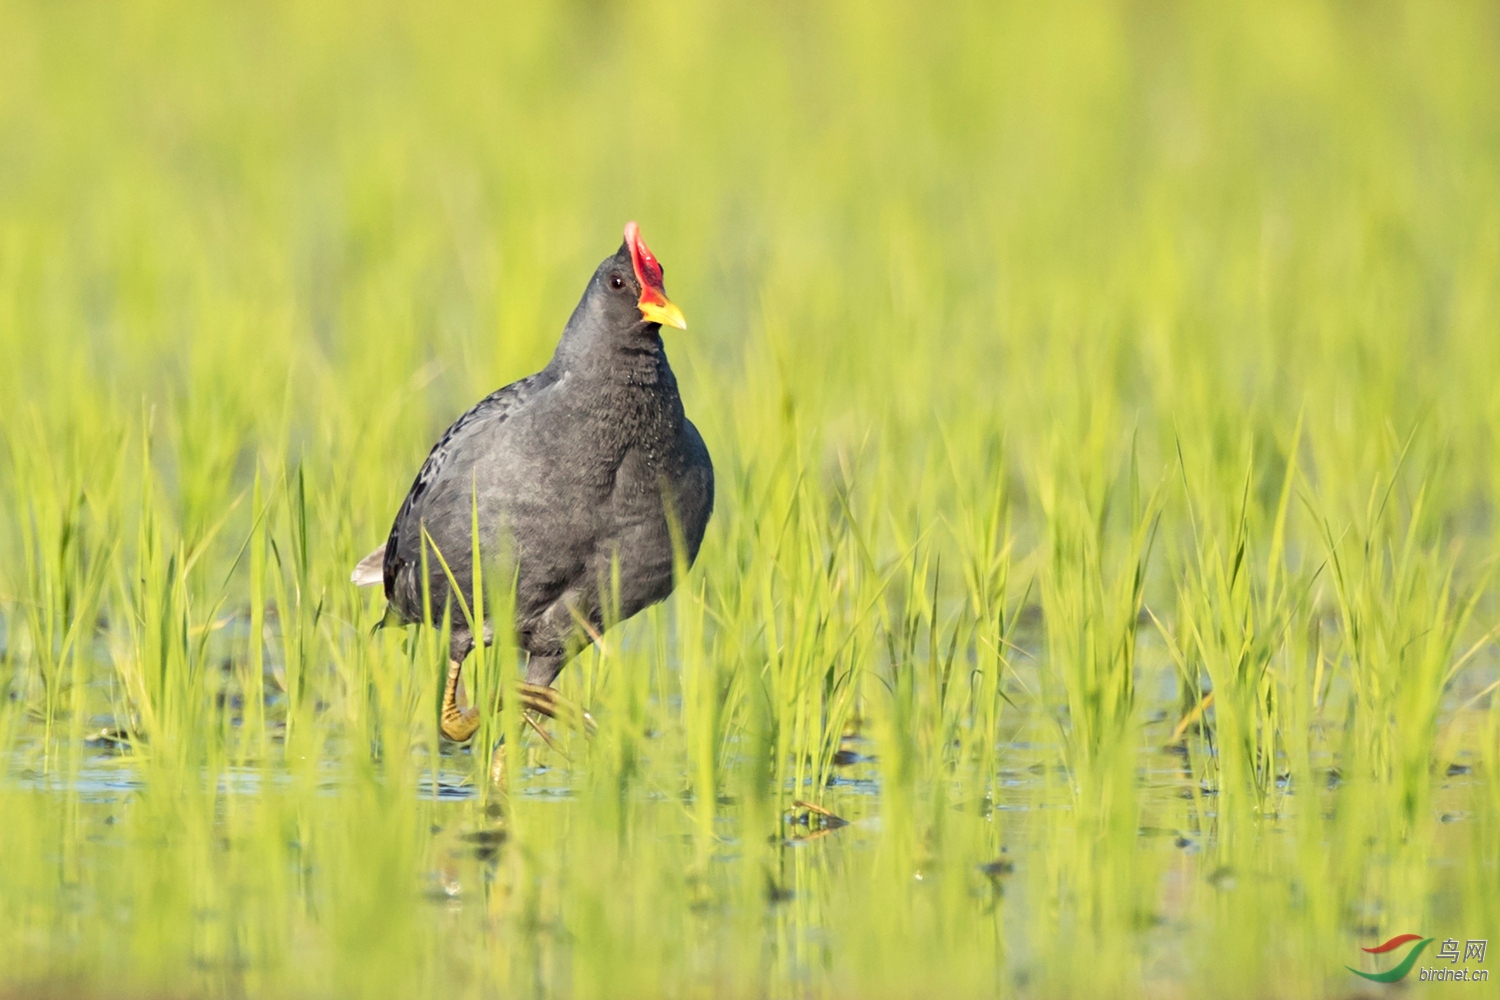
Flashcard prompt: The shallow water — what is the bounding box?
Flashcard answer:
[4,642,1496,999]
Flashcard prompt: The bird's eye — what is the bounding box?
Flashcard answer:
[609,274,625,290]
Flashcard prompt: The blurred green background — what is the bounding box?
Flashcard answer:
[1,1,1497,997]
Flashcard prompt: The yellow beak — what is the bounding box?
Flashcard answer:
[639,297,687,330]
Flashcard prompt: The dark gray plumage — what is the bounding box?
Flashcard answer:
[352,224,713,739]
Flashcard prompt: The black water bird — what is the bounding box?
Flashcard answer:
[352,223,714,740]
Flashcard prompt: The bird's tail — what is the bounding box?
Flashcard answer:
[353,543,403,635]
[350,544,386,587]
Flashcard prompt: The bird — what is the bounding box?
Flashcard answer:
[351,222,714,742]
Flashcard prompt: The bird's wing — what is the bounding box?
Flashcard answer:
[380,371,555,595]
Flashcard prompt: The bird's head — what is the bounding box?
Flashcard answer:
[592,221,686,333]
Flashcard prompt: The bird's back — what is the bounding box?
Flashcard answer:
[381,370,554,623]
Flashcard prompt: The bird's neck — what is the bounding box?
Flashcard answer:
[549,330,677,391]
[546,344,684,459]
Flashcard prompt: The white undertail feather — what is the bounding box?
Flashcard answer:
[351,545,386,587]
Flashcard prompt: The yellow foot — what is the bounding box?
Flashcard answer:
[518,682,598,735]
[489,748,507,787]
[441,705,480,743]
[440,657,598,743]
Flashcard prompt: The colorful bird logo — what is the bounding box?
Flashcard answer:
[1347,934,1434,983]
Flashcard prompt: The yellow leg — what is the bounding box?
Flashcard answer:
[440,656,480,742]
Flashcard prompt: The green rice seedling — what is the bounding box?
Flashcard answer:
[1157,426,1309,841]
[1036,442,1161,794]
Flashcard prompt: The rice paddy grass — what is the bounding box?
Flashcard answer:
[2,1,1498,997]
